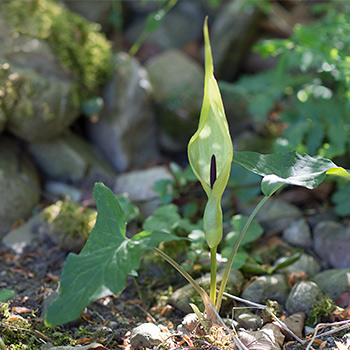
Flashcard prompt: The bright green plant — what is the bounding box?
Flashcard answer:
[45,18,350,327]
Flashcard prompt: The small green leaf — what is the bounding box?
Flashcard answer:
[0,289,15,302]
[233,151,350,196]
[187,17,233,248]
[45,183,180,326]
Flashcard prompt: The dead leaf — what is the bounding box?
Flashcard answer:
[41,343,107,350]
[335,340,348,350]
[274,312,305,341]
[336,292,350,308]
[239,323,285,350]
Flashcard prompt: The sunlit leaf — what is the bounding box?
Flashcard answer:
[233,151,350,196]
[45,183,180,326]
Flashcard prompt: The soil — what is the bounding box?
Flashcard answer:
[1,189,350,350]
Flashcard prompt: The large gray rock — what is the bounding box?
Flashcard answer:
[274,253,321,279]
[210,0,261,79]
[114,165,173,217]
[282,218,312,249]
[285,281,323,315]
[146,49,203,151]
[62,0,114,31]
[29,132,116,184]
[313,221,350,268]
[0,137,40,236]
[0,15,79,142]
[313,268,350,301]
[171,268,244,313]
[241,274,290,305]
[87,52,159,171]
[240,198,303,234]
[125,2,204,51]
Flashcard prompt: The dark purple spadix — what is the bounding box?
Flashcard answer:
[210,154,217,189]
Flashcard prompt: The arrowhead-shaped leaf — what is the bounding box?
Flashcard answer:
[233,151,350,196]
[45,183,180,326]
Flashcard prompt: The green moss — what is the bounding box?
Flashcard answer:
[1,0,113,104]
[43,199,97,241]
[306,295,337,327]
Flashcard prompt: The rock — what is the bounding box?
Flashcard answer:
[42,199,97,252]
[274,312,305,341]
[240,198,303,234]
[87,52,159,171]
[146,49,203,151]
[285,281,323,315]
[313,268,350,301]
[63,0,114,32]
[44,181,83,202]
[1,59,79,143]
[171,268,244,313]
[282,218,312,248]
[0,137,40,236]
[313,221,350,268]
[236,311,262,330]
[2,214,43,254]
[241,274,290,305]
[0,1,112,142]
[274,253,321,279]
[29,132,116,184]
[210,0,262,80]
[129,323,165,350]
[114,165,173,217]
[218,81,251,138]
[125,2,204,51]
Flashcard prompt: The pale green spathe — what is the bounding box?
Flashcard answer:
[188,18,233,248]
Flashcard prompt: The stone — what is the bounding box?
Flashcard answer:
[129,323,165,350]
[313,221,350,268]
[0,137,40,236]
[170,268,244,313]
[63,0,114,32]
[240,198,303,234]
[210,0,262,80]
[2,214,43,254]
[241,274,290,305]
[236,311,262,330]
[282,218,312,248]
[285,281,323,315]
[313,268,350,301]
[146,49,203,151]
[87,52,159,171]
[274,253,321,279]
[29,131,116,185]
[125,2,204,51]
[0,2,112,142]
[114,165,173,217]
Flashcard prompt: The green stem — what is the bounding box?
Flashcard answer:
[210,246,217,305]
[153,247,209,303]
[216,195,270,312]
[132,275,144,304]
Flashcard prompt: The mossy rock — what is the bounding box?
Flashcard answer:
[0,0,113,141]
[43,199,97,252]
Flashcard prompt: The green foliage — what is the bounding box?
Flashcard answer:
[0,290,15,303]
[237,3,350,160]
[45,183,181,326]
[221,214,263,270]
[2,0,113,104]
[307,295,337,327]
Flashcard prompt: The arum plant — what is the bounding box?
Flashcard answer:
[45,17,350,328]
[188,17,233,306]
